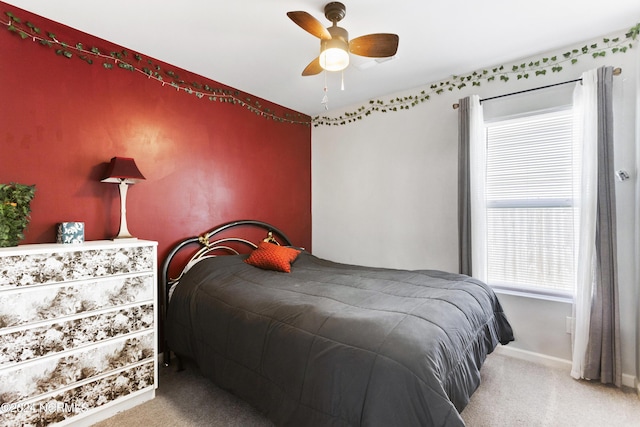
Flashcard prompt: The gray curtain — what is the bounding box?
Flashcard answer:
[457,97,472,276]
[584,66,622,386]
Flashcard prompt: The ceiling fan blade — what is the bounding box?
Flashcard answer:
[287,11,331,40]
[302,57,323,76]
[349,33,399,57]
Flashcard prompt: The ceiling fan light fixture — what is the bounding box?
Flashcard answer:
[319,24,350,72]
[319,44,349,71]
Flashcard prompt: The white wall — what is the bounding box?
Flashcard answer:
[312,28,639,385]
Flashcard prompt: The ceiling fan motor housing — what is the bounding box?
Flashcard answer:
[324,25,349,47]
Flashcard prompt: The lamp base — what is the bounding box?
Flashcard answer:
[111,181,139,241]
[112,236,139,241]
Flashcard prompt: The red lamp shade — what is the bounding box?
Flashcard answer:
[101,157,145,184]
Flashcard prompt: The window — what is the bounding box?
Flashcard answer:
[484,108,575,296]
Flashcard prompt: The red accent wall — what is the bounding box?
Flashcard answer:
[0,3,312,261]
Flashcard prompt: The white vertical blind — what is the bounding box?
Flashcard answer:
[485,109,575,294]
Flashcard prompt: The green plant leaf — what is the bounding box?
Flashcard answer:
[0,183,36,247]
[5,12,22,23]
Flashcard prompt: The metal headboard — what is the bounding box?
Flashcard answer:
[160,219,292,366]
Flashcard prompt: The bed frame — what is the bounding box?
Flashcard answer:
[160,220,293,367]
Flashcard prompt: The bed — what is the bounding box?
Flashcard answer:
[162,220,514,426]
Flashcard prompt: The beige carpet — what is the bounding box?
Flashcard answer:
[93,353,640,426]
[460,354,640,426]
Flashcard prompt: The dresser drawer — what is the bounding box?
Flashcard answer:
[0,245,154,289]
[0,304,154,367]
[1,361,155,426]
[0,332,154,403]
[0,274,154,330]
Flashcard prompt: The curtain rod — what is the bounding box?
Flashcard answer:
[451,67,621,109]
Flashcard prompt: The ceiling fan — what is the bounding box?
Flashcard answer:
[287,2,399,76]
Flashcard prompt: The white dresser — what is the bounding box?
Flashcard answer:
[0,240,158,426]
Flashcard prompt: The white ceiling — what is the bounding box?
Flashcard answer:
[4,1,640,116]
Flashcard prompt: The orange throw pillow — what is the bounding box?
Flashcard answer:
[244,241,301,273]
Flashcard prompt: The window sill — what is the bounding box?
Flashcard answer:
[491,285,574,304]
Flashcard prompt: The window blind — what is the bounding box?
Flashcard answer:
[485,109,575,294]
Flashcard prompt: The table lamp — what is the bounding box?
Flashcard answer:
[101,156,145,240]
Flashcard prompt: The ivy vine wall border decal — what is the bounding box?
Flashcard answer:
[3,11,311,127]
[313,23,639,127]
[4,10,638,128]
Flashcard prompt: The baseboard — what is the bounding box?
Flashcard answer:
[494,344,572,370]
[494,345,636,389]
[63,388,155,426]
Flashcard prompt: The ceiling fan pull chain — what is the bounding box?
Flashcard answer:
[321,89,329,110]
[341,70,345,91]
[321,71,329,110]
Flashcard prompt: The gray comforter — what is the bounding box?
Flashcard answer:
[166,251,513,426]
